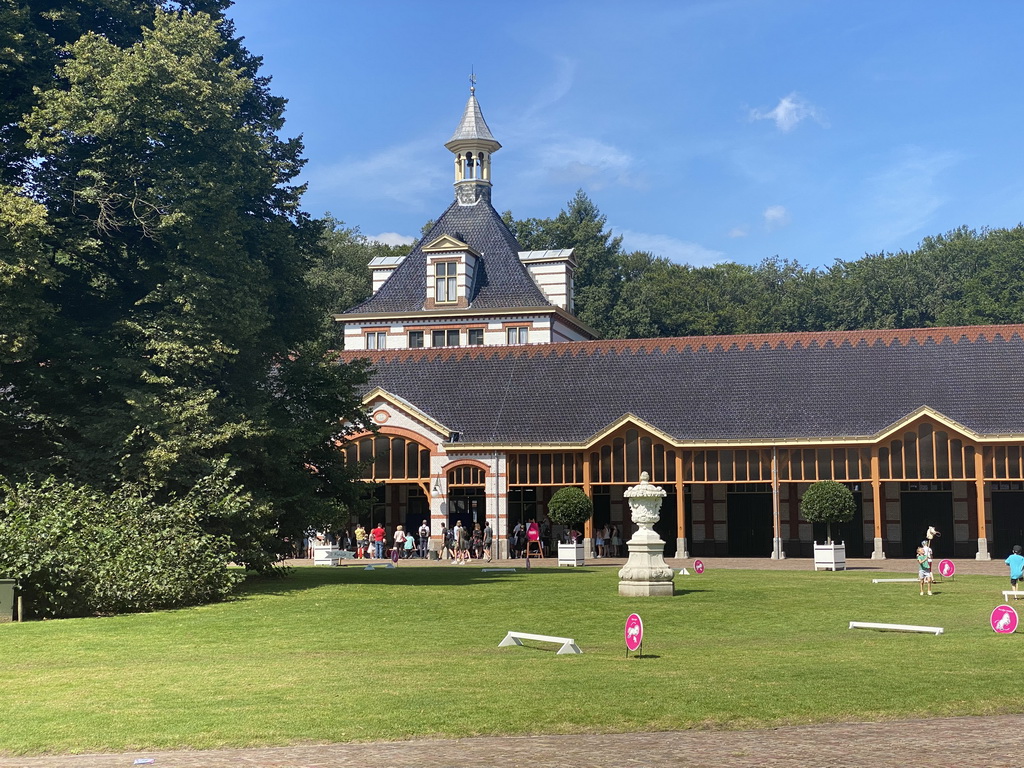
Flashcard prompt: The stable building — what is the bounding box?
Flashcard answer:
[336,88,1024,561]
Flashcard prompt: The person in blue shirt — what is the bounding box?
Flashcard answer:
[1006,545,1024,597]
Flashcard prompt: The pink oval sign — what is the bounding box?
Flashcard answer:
[625,613,643,651]
[938,559,955,578]
[693,559,705,574]
[991,605,1019,634]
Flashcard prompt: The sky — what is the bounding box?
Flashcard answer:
[227,1,1024,269]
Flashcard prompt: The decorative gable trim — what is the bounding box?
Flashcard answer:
[423,234,481,257]
[361,387,451,437]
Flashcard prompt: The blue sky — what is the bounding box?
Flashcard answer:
[228,1,1024,269]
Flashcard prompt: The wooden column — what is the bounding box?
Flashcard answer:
[974,446,989,559]
[583,452,593,542]
[871,447,884,559]
[676,452,687,557]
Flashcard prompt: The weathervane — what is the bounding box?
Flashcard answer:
[469,69,476,95]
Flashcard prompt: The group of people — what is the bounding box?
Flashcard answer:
[593,525,622,558]
[352,521,432,560]
[439,520,493,564]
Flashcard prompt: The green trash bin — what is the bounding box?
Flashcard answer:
[0,579,14,623]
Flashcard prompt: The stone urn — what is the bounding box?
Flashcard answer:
[618,472,675,596]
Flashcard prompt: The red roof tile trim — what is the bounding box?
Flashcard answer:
[336,324,1024,364]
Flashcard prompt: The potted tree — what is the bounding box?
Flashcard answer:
[801,480,857,571]
[547,486,593,567]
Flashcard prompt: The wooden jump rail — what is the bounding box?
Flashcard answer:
[1002,591,1023,600]
[498,631,582,654]
[849,621,944,635]
[871,578,919,583]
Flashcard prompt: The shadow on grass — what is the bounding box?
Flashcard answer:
[233,563,570,599]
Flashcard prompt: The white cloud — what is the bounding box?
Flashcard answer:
[862,146,960,245]
[617,228,725,266]
[727,226,748,238]
[530,138,645,191]
[749,92,827,132]
[763,205,790,229]
[304,138,446,210]
[368,232,417,247]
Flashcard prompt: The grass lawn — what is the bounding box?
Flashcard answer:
[1,563,1022,755]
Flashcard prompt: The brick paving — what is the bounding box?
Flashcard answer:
[2,556,1019,768]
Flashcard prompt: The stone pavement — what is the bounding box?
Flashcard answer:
[1,715,1023,768]
[2,556,1018,767]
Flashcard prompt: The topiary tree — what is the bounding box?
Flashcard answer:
[546,486,594,533]
[800,480,856,544]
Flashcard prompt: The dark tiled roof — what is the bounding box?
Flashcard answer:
[342,199,551,315]
[339,325,1024,444]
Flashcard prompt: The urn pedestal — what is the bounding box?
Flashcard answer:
[618,473,676,596]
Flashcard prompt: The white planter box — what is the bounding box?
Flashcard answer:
[557,543,585,567]
[814,542,846,571]
[313,545,351,566]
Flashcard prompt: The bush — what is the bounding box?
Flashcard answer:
[800,480,856,543]
[546,486,594,530]
[0,474,249,618]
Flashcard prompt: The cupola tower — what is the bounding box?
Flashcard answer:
[444,75,501,205]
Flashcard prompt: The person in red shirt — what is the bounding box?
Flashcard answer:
[370,523,386,559]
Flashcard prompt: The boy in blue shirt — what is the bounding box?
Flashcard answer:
[1006,545,1024,598]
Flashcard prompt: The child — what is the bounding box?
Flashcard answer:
[1005,544,1024,597]
[917,546,933,596]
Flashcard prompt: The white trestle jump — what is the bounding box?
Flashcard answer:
[871,578,920,583]
[1002,591,1023,600]
[481,568,517,573]
[498,631,582,654]
[849,621,944,635]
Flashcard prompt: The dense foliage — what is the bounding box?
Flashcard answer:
[799,480,857,544]
[0,473,247,618]
[503,193,1024,339]
[0,1,372,589]
[546,486,594,530]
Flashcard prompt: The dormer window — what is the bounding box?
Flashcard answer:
[434,262,458,303]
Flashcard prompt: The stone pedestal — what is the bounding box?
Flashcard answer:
[618,472,675,597]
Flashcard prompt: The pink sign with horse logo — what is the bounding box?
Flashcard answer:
[693,559,705,574]
[625,613,643,652]
[938,559,955,578]
[991,605,1018,634]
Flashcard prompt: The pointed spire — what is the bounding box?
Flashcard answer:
[445,75,501,205]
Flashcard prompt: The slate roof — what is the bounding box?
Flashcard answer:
[342,198,553,315]
[445,93,500,147]
[339,325,1024,445]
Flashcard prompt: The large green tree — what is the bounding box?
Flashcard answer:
[0,4,370,565]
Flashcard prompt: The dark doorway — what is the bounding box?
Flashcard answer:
[900,490,953,558]
[727,492,774,557]
[404,486,429,539]
[992,491,1024,560]
[654,492,679,557]
[448,488,486,530]
[811,491,865,557]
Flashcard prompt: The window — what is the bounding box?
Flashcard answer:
[408,331,424,348]
[365,331,386,350]
[431,329,461,347]
[507,326,529,345]
[468,329,484,345]
[434,262,457,303]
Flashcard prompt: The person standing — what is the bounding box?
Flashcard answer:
[354,523,367,559]
[418,520,430,559]
[1006,544,1024,596]
[370,522,386,559]
[471,523,483,560]
[917,546,933,596]
[403,527,415,558]
[451,521,465,563]
[440,523,454,561]
[392,525,407,559]
[482,520,493,562]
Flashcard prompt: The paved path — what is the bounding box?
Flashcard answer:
[1,715,1022,767]
[3,556,1017,767]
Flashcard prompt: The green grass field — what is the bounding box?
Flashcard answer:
[1,563,1021,755]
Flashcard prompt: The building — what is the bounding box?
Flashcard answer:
[336,88,1024,561]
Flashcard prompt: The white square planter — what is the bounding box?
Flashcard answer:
[557,543,585,567]
[814,541,846,571]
